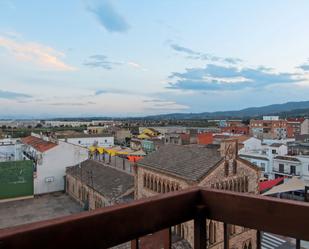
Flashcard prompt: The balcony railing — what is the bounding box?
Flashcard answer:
[1,187,309,249]
[273,169,300,176]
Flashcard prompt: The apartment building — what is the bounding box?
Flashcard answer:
[250,116,287,140]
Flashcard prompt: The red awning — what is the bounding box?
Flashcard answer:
[259,177,285,192]
[127,156,143,163]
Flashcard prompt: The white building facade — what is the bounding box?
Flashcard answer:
[59,136,114,148]
[239,139,287,179]
[22,134,88,195]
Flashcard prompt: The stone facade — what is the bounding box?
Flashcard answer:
[135,142,259,249]
[66,160,134,211]
[66,174,110,210]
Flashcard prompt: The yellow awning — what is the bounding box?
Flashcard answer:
[97,147,105,154]
[89,146,96,152]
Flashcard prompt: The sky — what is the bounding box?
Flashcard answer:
[1,0,309,118]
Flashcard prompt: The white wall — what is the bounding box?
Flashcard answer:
[60,136,114,148]
[263,138,295,145]
[301,119,309,135]
[273,158,302,176]
[241,137,262,152]
[267,145,287,156]
[34,141,88,195]
[297,156,309,180]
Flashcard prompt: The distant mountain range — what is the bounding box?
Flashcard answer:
[2,100,309,120]
[143,100,309,120]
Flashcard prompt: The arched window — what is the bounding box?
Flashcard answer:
[216,182,220,189]
[150,176,153,190]
[147,175,150,189]
[167,184,170,192]
[229,180,233,191]
[229,225,236,236]
[238,178,241,192]
[233,179,238,192]
[209,221,216,244]
[181,225,184,238]
[222,182,225,190]
[154,179,157,192]
[240,178,244,192]
[158,182,161,193]
[171,185,175,192]
[143,175,146,187]
[248,241,252,249]
[219,182,223,189]
[162,183,166,193]
[244,176,249,192]
[243,243,248,249]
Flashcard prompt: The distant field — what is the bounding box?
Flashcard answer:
[1,127,85,138]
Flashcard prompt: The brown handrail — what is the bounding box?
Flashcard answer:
[0,188,199,249]
[201,188,309,240]
[1,187,309,249]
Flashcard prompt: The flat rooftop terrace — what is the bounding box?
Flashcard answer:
[0,192,83,229]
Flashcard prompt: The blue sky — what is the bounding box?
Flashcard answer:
[1,0,309,117]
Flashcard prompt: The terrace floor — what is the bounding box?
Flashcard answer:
[0,192,83,229]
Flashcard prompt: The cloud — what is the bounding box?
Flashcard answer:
[84,54,121,69]
[94,88,136,96]
[127,61,147,71]
[170,44,200,56]
[0,36,75,71]
[298,60,309,71]
[170,43,242,64]
[127,61,142,68]
[84,55,146,71]
[143,98,189,111]
[49,101,96,106]
[95,89,107,95]
[87,0,129,33]
[0,90,31,99]
[167,64,302,91]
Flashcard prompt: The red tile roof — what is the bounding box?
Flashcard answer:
[259,177,285,192]
[21,136,57,152]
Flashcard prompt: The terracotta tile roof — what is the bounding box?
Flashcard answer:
[228,135,251,143]
[21,136,57,152]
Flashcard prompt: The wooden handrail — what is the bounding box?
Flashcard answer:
[1,187,309,249]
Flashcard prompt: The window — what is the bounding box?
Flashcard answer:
[272,149,277,154]
[229,225,236,236]
[209,221,216,244]
[224,161,229,176]
[290,165,296,175]
[260,163,265,171]
[232,160,237,174]
[279,164,284,173]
